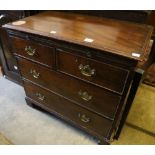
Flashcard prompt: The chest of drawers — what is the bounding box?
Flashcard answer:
[2,11,153,144]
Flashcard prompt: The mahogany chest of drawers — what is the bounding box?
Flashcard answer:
[2,11,153,144]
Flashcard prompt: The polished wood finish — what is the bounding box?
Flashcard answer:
[57,49,129,94]
[3,11,153,144]
[3,11,153,61]
[17,57,121,119]
[9,36,54,67]
[24,80,113,138]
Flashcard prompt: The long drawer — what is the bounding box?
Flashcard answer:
[56,49,129,95]
[9,36,54,67]
[24,80,112,138]
[17,57,121,119]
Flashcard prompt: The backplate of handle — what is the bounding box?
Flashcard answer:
[25,46,36,56]
[78,64,95,77]
[30,69,40,79]
[78,90,92,102]
[78,113,90,123]
[36,93,45,101]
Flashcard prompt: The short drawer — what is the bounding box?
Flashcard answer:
[24,80,112,138]
[18,58,121,119]
[9,36,54,67]
[57,49,129,94]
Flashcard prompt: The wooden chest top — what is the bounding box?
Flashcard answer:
[3,11,153,61]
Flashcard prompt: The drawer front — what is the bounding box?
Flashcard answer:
[24,80,112,138]
[57,50,129,94]
[10,36,54,67]
[18,58,121,119]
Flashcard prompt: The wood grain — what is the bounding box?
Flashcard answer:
[17,57,122,119]
[57,49,129,94]
[3,11,153,61]
[10,36,54,68]
[24,80,112,138]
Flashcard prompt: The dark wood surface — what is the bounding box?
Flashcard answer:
[9,35,54,68]
[0,28,22,85]
[24,80,113,139]
[3,11,153,144]
[3,11,153,61]
[57,48,129,94]
[59,11,152,24]
[114,70,143,139]
[147,10,155,36]
[0,11,37,84]
[17,57,122,119]
[142,11,155,86]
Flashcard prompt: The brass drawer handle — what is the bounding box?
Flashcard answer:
[78,90,92,102]
[36,93,45,101]
[78,64,95,77]
[78,113,90,123]
[25,46,36,56]
[30,69,40,79]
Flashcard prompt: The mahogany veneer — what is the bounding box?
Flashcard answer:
[2,11,153,144]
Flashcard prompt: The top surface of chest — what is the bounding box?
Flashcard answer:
[3,11,153,61]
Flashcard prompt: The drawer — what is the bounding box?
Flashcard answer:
[24,80,112,138]
[18,58,121,119]
[9,36,54,67]
[57,50,129,94]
